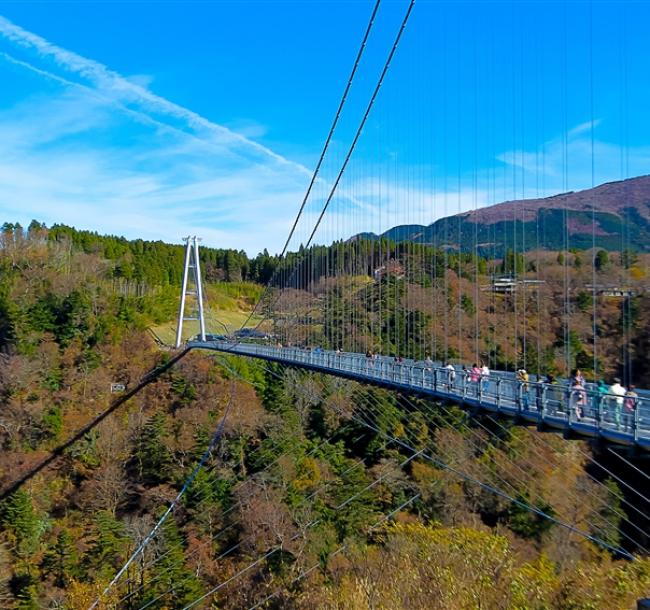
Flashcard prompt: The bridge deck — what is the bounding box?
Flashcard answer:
[189,341,650,452]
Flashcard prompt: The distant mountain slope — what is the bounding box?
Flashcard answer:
[357,175,650,254]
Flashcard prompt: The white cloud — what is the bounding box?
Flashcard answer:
[568,119,602,138]
[0,15,397,255]
[0,91,311,253]
[225,119,270,140]
[496,121,650,197]
[301,180,490,245]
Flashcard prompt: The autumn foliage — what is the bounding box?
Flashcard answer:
[0,223,648,609]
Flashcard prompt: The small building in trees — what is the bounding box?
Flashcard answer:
[373,260,405,281]
[585,284,636,298]
[483,276,546,294]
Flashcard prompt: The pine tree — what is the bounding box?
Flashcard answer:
[12,573,39,610]
[595,249,609,271]
[224,250,242,282]
[42,530,78,587]
[0,490,42,556]
[85,511,127,580]
[145,515,203,608]
[0,283,16,352]
[133,413,173,485]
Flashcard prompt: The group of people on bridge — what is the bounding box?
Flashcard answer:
[566,369,638,430]
[440,361,639,432]
[357,349,640,432]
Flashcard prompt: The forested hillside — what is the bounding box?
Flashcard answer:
[1,221,277,289]
[4,220,649,387]
[1,224,650,609]
[269,242,650,385]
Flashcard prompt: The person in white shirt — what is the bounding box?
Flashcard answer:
[445,362,456,388]
[609,378,626,428]
[480,362,490,394]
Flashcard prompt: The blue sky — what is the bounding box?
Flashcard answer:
[1,1,649,254]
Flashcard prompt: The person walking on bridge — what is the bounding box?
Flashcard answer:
[623,386,638,432]
[610,378,626,429]
[570,376,587,420]
[516,368,530,409]
[365,349,373,373]
[480,362,490,396]
[535,374,548,410]
[594,379,608,422]
[470,363,481,396]
[543,374,560,411]
[445,362,456,390]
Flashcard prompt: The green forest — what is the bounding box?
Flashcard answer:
[256,233,650,386]
[0,222,649,609]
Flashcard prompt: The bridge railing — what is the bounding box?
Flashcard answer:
[199,341,649,446]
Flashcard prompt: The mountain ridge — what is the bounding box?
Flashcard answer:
[355,175,650,254]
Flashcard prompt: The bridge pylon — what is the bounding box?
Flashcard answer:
[175,236,206,348]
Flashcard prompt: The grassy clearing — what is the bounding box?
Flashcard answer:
[204,282,264,311]
[150,281,265,345]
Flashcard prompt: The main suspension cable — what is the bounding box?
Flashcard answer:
[239,0,416,342]
[240,0,383,331]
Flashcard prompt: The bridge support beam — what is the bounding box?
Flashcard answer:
[175,236,206,348]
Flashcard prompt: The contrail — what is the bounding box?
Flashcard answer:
[0,14,311,176]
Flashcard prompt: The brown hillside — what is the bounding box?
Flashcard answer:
[461,174,650,225]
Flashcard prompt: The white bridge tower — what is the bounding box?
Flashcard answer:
[175,236,206,348]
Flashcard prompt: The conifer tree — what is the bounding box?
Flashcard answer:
[0,490,42,556]
[42,530,78,588]
[133,413,174,485]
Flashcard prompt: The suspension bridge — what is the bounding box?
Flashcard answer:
[169,0,650,453]
[77,0,650,607]
[188,340,650,451]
